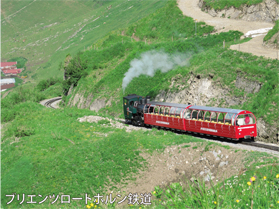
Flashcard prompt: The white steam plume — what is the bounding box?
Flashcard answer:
[122,50,191,91]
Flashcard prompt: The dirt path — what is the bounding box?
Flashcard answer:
[177,0,279,59]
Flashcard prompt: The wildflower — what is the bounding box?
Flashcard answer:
[277,201,279,204]
[86,205,91,209]
[263,176,267,180]
[236,200,240,203]
[153,191,156,194]
[250,176,256,182]
[276,174,279,178]
[214,201,217,204]
[247,182,251,186]
[90,203,94,207]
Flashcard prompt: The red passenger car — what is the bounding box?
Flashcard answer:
[143,101,257,140]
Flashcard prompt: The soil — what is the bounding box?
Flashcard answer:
[115,143,247,195]
[177,0,278,59]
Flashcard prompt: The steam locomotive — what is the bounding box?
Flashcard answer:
[123,94,257,141]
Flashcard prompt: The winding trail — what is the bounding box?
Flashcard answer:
[177,0,278,59]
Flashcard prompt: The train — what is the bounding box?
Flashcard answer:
[123,94,257,141]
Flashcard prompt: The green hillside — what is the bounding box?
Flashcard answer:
[1,0,279,208]
[203,0,279,9]
[1,0,168,80]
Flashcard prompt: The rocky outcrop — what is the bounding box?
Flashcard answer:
[67,88,112,112]
[263,32,279,49]
[155,73,246,107]
[199,0,279,23]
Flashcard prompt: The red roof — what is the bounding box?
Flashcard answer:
[2,69,22,74]
[0,83,15,90]
[1,62,17,67]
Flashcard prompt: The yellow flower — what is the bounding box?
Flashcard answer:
[277,201,279,204]
[247,182,251,186]
[94,206,97,208]
[263,176,267,180]
[236,200,240,203]
[251,177,256,181]
[90,203,93,207]
[276,174,279,178]
[153,191,156,194]
[214,201,217,204]
[86,205,91,209]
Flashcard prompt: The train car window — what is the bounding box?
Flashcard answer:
[246,114,255,124]
[218,113,225,123]
[191,110,198,120]
[159,106,165,115]
[184,109,191,119]
[175,108,182,117]
[235,114,255,126]
[134,101,138,107]
[236,115,245,126]
[224,113,234,125]
[154,106,159,115]
[144,105,149,113]
[198,111,205,121]
[130,101,134,106]
[210,112,217,123]
[170,107,176,116]
[149,105,154,114]
[204,111,211,122]
[165,107,170,116]
[124,99,128,106]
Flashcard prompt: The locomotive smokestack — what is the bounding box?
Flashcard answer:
[141,98,145,104]
[146,96,150,103]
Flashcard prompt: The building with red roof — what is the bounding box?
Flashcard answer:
[2,69,22,74]
[0,62,17,69]
[0,83,15,91]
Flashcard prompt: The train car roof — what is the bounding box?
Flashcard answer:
[147,101,191,109]
[189,105,243,114]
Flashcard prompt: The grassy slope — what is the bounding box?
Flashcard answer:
[1,0,279,208]
[1,0,168,81]
[203,0,279,10]
[264,20,279,42]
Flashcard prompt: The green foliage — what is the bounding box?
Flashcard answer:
[264,20,279,42]
[203,0,264,10]
[37,77,62,91]
[126,0,214,41]
[152,164,279,208]
[62,52,88,95]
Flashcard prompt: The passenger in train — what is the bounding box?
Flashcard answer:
[245,114,250,124]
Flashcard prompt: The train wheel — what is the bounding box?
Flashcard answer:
[135,116,143,126]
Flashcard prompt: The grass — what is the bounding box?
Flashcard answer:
[151,164,279,208]
[1,0,169,81]
[203,0,264,10]
[264,20,279,42]
[1,102,202,208]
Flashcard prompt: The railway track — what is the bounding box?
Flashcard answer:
[120,121,279,153]
[42,97,62,109]
[241,140,279,152]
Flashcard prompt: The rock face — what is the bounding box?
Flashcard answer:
[199,0,279,23]
[154,73,248,107]
[263,32,279,49]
